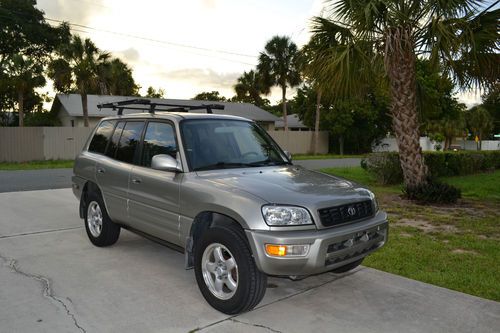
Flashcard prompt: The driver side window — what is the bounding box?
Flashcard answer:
[141,122,178,167]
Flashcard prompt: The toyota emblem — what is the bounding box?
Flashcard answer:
[347,206,356,216]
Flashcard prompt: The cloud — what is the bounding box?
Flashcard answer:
[161,68,240,90]
[117,48,140,63]
[200,0,217,9]
[37,0,98,25]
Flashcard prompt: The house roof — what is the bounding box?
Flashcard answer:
[275,114,309,129]
[52,94,280,122]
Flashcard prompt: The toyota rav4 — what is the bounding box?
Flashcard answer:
[72,100,388,314]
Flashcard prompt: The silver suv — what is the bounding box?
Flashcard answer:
[72,105,388,314]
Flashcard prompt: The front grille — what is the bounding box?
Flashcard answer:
[318,200,374,227]
[324,228,386,266]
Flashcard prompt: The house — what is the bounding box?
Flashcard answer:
[50,94,279,130]
[275,114,310,131]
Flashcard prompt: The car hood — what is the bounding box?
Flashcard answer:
[195,165,374,210]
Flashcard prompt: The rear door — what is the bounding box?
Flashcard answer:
[96,120,145,224]
[127,120,182,245]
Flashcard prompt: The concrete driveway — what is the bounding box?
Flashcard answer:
[1,189,499,333]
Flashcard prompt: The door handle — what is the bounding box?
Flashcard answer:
[131,178,142,184]
[97,168,105,174]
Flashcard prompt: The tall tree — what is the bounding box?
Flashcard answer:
[193,91,227,101]
[312,0,499,188]
[48,35,110,127]
[4,54,45,126]
[0,0,69,61]
[466,105,493,150]
[233,70,267,106]
[145,86,165,98]
[300,18,355,153]
[481,83,500,135]
[257,36,301,131]
[99,58,139,96]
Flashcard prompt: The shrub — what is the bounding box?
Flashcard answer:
[361,152,403,184]
[404,180,461,204]
[362,151,500,184]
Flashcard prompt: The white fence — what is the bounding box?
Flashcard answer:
[0,127,329,162]
[373,137,500,152]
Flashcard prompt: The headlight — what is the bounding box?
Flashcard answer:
[262,205,313,226]
[368,191,379,212]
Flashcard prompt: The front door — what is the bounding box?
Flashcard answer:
[127,121,182,245]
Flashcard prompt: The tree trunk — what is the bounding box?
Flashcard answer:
[18,90,24,127]
[339,135,344,156]
[385,27,427,188]
[282,86,288,132]
[313,89,322,155]
[81,92,89,127]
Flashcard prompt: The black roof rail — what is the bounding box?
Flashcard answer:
[97,99,225,115]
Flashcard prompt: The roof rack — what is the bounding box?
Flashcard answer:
[97,98,225,116]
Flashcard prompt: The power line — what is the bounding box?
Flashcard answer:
[43,17,258,59]
[1,7,259,63]
[66,25,257,66]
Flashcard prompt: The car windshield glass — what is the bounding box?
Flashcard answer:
[181,119,289,171]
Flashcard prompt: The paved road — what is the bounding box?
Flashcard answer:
[0,168,73,193]
[0,159,361,193]
[294,158,362,169]
[0,188,498,333]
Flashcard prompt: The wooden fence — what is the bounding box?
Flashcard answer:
[0,127,329,162]
[0,127,91,162]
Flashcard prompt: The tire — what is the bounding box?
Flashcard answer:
[83,190,120,247]
[194,224,267,314]
[331,258,364,273]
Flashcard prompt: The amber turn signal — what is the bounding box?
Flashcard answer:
[265,244,287,256]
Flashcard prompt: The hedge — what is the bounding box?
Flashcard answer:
[361,151,500,184]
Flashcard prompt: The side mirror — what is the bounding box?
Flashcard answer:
[284,150,292,161]
[151,154,182,172]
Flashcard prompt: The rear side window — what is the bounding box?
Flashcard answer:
[105,121,125,158]
[115,121,145,164]
[88,121,115,153]
[141,122,178,167]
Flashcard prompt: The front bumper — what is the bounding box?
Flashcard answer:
[245,211,388,276]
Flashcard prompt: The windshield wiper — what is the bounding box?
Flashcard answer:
[193,162,253,171]
[247,159,289,167]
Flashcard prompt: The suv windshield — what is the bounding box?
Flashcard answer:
[181,119,289,171]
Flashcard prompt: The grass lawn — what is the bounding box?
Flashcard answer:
[293,154,366,160]
[0,160,74,170]
[322,167,500,301]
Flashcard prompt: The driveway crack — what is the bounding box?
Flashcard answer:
[230,318,282,333]
[0,253,86,333]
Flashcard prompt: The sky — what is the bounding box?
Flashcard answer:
[35,0,481,106]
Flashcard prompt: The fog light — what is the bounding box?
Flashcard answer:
[265,244,310,257]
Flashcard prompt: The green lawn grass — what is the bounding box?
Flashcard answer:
[321,166,500,301]
[293,154,366,160]
[0,160,74,170]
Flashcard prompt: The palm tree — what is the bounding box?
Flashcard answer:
[257,36,301,131]
[467,105,493,150]
[48,35,110,127]
[300,18,355,154]
[5,54,45,127]
[312,1,499,188]
[234,70,266,106]
[99,58,139,96]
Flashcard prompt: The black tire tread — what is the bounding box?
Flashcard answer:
[84,190,120,247]
[194,223,267,314]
